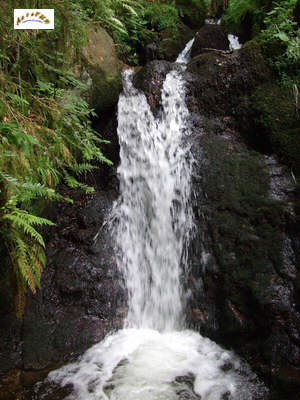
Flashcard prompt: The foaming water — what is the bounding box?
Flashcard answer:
[45,40,267,400]
[228,34,242,50]
[48,329,264,400]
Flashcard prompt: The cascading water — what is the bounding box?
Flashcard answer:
[44,41,267,400]
[116,40,194,332]
[228,34,242,50]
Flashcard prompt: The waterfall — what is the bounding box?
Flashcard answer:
[115,40,194,331]
[228,34,242,50]
[45,41,267,400]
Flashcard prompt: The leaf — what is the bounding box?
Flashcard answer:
[275,31,289,42]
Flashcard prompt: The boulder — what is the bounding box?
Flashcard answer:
[186,39,271,117]
[190,25,229,57]
[61,26,122,115]
[183,36,300,398]
[158,24,195,62]
[133,60,173,114]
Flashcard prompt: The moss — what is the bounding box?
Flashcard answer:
[175,0,207,28]
[240,39,271,81]
[201,135,284,285]
[250,82,300,174]
[89,70,122,114]
[158,23,194,61]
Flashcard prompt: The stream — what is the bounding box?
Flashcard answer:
[38,40,268,400]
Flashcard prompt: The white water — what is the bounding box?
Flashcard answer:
[46,41,267,400]
[204,18,242,51]
[228,34,242,50]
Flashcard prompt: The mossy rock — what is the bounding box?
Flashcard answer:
[239,39,271,82]
[80,26,122,114]
[60,26,122,115]
[190,25,229,57]
[158,23,195,61]
[175,0,207,28]
[250,82,300,174]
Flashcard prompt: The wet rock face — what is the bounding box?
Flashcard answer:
[190,25,229,57]
[186,128,300,397]
[142,24,195,63]
[183,43,300,397]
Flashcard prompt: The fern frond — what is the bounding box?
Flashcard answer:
[123,4,139,17]
[75,163,97,174]
[4,208,55,227]
[14,237,37,293]
[14,271,26,319]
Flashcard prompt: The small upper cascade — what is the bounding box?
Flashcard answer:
[176,38,195,65]
[205,18,221,25]
[228,33,242,50]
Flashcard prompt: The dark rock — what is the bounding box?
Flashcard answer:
[190,25,229,57]
[184,44,300,396]
[144,42,160,62]
[158,24,195,62]
[133,60,173,114]
[238,81,300,174]
[186,40,271,118]
[139,23,195,64]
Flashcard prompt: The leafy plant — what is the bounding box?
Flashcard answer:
[0,0,114,317]
[144,3,179,32]
[261,0,300,65]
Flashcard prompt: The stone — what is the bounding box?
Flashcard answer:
[133,60,173,114]
[61,27,122,115]
[183,38,300,397]
[190,25,229,57]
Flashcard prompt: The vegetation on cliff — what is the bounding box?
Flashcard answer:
[222,0,300,175]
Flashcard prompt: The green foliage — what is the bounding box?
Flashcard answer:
[175,0,208,27]
[222,0,259,26]
[261,0,300,70]
[70,0,181,64]
[144,3,179,32]
[223,0,299,72]
[0,0,114,316]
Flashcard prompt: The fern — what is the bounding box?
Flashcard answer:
[2,205,55,317]
[0,1,115,317]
